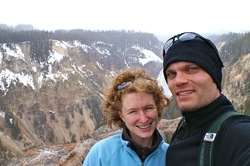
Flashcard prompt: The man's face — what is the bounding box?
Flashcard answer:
[165,61,220,112]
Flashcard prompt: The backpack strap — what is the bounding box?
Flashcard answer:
[198,111,241,166]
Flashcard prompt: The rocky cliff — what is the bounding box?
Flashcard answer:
[222,53,250,114]
[0,31,165,165]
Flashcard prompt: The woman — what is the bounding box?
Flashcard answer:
[83,68,170,166]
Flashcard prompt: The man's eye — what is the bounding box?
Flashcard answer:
[187,66,199,72]
[166,72,176,78]
[188,67,196,70]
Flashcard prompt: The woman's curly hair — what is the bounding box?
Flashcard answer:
[102,68,170,128]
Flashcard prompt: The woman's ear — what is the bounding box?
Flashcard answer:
[118,112,124,122]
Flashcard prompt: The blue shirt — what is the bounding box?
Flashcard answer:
[83,132,168,166]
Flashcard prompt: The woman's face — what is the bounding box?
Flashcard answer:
[119,92,159,146]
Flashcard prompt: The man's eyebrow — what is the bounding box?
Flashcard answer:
[165,68,175,72]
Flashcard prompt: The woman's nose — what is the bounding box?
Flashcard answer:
[138,111,148,123]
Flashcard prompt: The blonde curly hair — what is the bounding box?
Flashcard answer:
[102,68,170,128]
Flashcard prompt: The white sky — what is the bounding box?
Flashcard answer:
[1,0,250,37]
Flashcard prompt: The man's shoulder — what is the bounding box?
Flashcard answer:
[214,114,250,165]
[219,114,250,139]
[229,114,250,130]
[224,114,250,127]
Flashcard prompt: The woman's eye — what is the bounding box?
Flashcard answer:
[129,111,137,115]
[145,106,155,111]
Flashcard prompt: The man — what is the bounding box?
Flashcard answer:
[162,32,250,166]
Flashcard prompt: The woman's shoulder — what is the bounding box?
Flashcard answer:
[83,133,124,166]
[91,133,123,150]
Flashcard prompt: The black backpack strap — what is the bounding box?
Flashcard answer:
[198,111,241,166]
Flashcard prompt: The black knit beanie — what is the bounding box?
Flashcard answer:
[163,36,224,92]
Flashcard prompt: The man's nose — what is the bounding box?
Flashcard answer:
[175,72,188,85]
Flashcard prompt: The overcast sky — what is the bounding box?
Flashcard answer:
[1,0,249,37]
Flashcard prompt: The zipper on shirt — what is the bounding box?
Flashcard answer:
[141,154,146,166]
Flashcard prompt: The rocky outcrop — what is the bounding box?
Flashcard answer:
[222,53,250,114]
[7,118,181,166]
